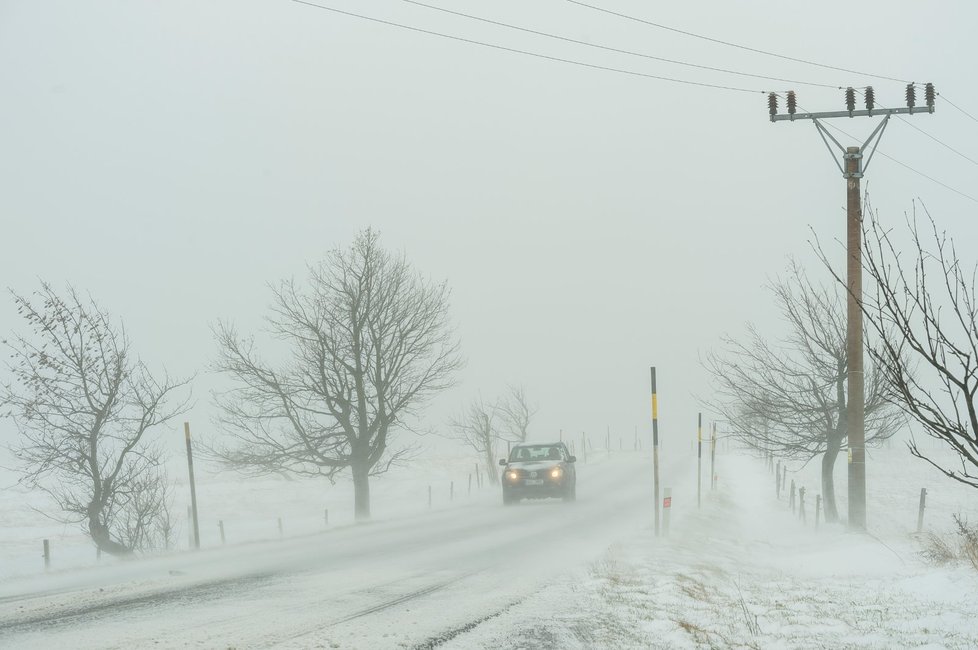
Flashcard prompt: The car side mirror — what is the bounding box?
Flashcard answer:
[568,456,577,463]
[499,458,508,466]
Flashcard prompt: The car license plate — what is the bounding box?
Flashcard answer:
[525,479,544,486]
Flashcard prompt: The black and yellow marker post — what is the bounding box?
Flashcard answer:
[697,413,703,509]
[650,367,660,536]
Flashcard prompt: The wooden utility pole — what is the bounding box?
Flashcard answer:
[845,145,867,530]
[768,83,936,530]
[184,422,200,550]
[650,367,660,536]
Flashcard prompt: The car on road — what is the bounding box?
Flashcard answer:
[499,442,576,505]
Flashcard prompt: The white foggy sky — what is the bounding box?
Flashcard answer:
[1,0,976,458]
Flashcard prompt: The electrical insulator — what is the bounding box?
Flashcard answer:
[768,92,778,115]
[864,86,875,111]
[906,83,916,108]
[925,82,935,107]
[786,91,797,114]
[845,87,856,112]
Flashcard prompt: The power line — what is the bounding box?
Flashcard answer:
[940,94,978,126]
[822,121,978,204]
[565,0,910,85]
[290,0,767,94]
[888,110,978,168]
[400,0,840,90]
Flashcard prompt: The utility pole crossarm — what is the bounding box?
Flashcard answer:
[771,105,933,122]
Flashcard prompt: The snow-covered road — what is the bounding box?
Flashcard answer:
[0,453,665,649]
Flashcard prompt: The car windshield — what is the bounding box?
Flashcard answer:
[510,445,563,462]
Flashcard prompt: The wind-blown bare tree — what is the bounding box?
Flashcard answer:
[705,261,901,522]
[449,396,500,485]
[211,229,462,520]
[498,385,537,444]
[1,284,189,555]
[843,201,978,488]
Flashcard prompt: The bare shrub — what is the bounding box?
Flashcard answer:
[919,532,957,565]
[953,514,978,571]
[919,515,978,571]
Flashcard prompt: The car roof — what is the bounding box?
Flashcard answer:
[513,442,563,448]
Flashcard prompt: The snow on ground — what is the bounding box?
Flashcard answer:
[3,438,978,649]
[0,448,504,582]
[461,443,978,649]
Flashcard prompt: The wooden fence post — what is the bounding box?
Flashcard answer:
[917,487,927,533]
[219,520,226,544]
[428,485,432,508]
[468,474,472,496]
[43,539,50,570]
[815,495,821,530]
[450,481,454,502]
[789,480,796,514]
[324,509,329,526]
[776,461,782,497]
[799,487,806,523]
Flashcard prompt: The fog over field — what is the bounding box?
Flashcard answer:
[2,1,978,648]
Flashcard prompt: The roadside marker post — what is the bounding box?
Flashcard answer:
[650,367,661,536]
[219,520,226,544]
[43,539,50,570]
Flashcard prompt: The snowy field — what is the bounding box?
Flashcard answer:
[466,443,978,649]
[2,440,978,648]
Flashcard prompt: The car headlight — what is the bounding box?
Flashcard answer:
[550,467,562,479]
[506,470,520,481]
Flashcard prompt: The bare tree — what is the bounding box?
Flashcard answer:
[847,200,978,488]
[449,396,500,485]
[705,261,901,522]
[211,229,462,520]
[1,284,189,555]
[498,385,537,444]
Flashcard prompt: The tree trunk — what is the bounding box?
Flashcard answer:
[87,504,132,556]
[352,460,371,521]
[821,435,842,523]
[483,447,499,485]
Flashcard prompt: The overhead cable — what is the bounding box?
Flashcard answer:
[400,0,840,90]
[822,121,978,204]
[940,95,978,126]
[290,0,767,93]
[565,0,911,85]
